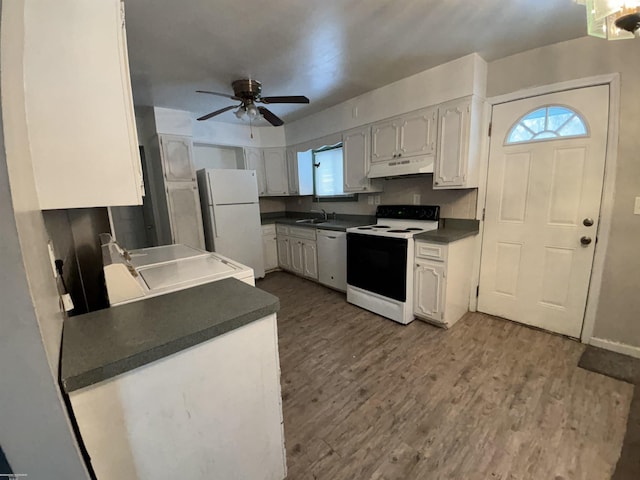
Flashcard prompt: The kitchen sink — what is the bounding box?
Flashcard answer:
[295,218,327,225]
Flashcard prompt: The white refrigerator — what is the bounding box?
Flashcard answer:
[196,168,265,279]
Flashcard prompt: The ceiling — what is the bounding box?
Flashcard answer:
[124,0,588,126]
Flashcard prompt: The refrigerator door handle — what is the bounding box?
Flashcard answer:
[209,205,219,238]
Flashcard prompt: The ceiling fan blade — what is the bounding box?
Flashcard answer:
[196,90,242,101]
[197,105,237,121]
[260,95,310,104]
[258,107,284,126]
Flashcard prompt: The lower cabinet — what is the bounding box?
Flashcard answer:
[413,236,475,328]
[276,224,318,280]
[262,224,278,272]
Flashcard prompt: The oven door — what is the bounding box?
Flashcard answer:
[347,233,408,302]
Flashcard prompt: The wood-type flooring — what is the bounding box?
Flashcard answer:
[257,272,633,480]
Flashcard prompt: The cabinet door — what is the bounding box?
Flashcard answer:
[399,108,437,158]
[414,261,446,321]
[263,234,278,271]
[263,147,289,196]
[435,98,470,188]
[25,0,143,209]
[165,183,205,249]
[276,236,291,270]
[244,148,266,196]
[302,240,318,280]
[160,135,196,182]
[343,126,372,193]
[286,148,299,195]
[371,120,399,163]
[290,239,305,275]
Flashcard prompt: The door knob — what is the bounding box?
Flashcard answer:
[580,236,592,246]
[583,218,594,227]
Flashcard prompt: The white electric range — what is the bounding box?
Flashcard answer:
[346,205,440,324]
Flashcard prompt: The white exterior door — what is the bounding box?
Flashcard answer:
[478,85,609,337]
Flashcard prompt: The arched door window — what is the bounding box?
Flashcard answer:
[506,106,588,145]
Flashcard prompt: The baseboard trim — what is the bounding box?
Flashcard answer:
[589,337,640,360]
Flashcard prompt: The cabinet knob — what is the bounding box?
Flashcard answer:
[398,153,402,157]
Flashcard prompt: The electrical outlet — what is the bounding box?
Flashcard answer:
[374,195,381,205]
[368,195,374,205]
[413,194,421,205]
[352,106,359,118]
[635,196,640,215]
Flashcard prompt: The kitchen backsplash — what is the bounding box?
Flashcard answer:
[280,176,478,219]
[259,197,287,213]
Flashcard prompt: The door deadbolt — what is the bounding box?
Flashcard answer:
[583,218,594,227]
[580,236,592,246]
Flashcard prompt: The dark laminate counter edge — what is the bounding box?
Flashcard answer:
[262,217,372,232]
[415,228,479,243]
[61,278,279,393]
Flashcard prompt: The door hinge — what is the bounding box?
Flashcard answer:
[476,285,480,297]
[482,208,486,221]
[120,2,126,28]
[487,122,492,137]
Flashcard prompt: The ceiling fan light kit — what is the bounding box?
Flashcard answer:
[576,0,640,39]
[196,79,309,127]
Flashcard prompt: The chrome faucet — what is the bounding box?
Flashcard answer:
[311,208,328,221]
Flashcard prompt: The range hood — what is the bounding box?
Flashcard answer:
[367,154,434,179]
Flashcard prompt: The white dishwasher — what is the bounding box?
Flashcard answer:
[317,229,347,292]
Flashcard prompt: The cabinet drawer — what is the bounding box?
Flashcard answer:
[288,226,317,240]
[415,241,448,262]
[262,224,276,235]
[276,224,290,236]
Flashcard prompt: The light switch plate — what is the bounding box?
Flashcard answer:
[367,195,374,205]
[635,196,640,215]
[413,194,421,205]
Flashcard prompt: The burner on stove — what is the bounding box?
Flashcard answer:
[374,225,390,228]
[388,229,411,233]
[357,227,373,230]
[406,228,424,231]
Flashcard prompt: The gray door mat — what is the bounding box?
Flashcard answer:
[578,345,640,480]
[579,346,640,384]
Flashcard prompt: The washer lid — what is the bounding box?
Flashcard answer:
[139,254,243,291]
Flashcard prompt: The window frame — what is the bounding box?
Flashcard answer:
[504,104,590,146]
[311,143,358,203]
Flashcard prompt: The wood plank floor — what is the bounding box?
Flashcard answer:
[257,272,633,480]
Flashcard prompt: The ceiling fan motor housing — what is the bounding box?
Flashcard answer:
[232,79,262,99]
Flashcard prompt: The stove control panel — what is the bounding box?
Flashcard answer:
[375,205,440,221]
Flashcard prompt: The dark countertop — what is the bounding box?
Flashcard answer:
[268,217,370,232]
[415,219,480,243]
[61,278,279,393]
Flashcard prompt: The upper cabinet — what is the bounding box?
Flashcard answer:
[243,147,289,197]
[434,96,485,189]
[371,108,437,163]
[160,135,196,182]
[263,148,289,196]
[25,0,143,209]
[287,148,313,196]
[343,126,382,193]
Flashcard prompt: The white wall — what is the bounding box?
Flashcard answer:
[0,0,90,477]
[487,36,640,349]
[284,53,487,145]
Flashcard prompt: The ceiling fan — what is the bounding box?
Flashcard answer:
[196,79,309,126]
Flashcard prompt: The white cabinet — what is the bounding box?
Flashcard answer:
[302,240,318,279]
[434,96,484,189]
[287,148,313,196]
[413,236,475,328]
[165,183,205,249]
[243,147,267,196]
[343,126,382,193]
[262,225,278,272]
[276,225,318,280]
[371,107,437,163]
[24,0,143,209]
[145,134,205,249]
[263,148,289,196]
[243,147,289,196]
[160,135,196,182]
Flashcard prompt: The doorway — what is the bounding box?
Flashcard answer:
[478,85,609,338]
